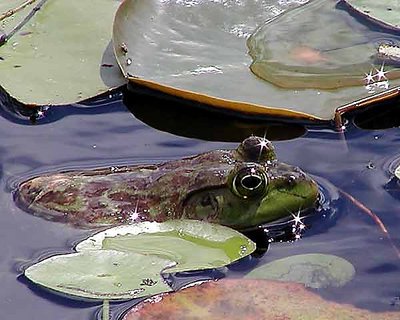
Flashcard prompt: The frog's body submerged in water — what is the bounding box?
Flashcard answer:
[15,136,319,230]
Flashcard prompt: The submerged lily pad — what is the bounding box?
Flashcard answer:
[394,164,400,180]
[114,0,400,120]
[342,0,400,31]
[25,250,174,300]
[247,0,400,90]
[122,279,400,320]
[76,220,256,273]
[245,253,355,288]
[0,0,125,106]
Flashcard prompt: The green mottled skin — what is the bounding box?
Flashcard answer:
[15,136,319,229]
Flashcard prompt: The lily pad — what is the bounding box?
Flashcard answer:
[395,164,400,180]
[342,0,400,31]
[25,250,174,300]
[114,0,400,120]
[76,220,256,273]
[247,0,400,90]
[245,253,355,288]
[0,1,35,36]
[122,279,400,320]
[0,0,125,106]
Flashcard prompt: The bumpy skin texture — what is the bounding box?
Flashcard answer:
[15,136,319,229]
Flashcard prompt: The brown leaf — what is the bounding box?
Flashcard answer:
[123,279,400,320]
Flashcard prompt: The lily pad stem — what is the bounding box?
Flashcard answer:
[339,189,400,259]
[102,300,109,320]
[0,0,38,22]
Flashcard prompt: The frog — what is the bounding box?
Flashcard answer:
[15,136,319,230]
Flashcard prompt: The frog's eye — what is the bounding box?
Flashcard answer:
[231,167,267,199]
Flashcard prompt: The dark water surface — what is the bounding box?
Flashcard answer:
[0,89,399,319]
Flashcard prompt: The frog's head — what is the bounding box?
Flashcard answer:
[182,136,319,230]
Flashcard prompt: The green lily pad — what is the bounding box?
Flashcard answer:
[0,1,35,35]
[0,0,125,106]
[247,0,400,90]
[113,0,400,121]
[25,250,174,300]
[122,279,400,320]
[394,164,400,179]
[245,253,355,288]
[76,220,256,273]
[343,0,400,31]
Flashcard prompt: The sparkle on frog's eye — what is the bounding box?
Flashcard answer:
[256,132,269,160]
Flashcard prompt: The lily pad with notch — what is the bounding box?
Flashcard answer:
[0,0,125,107]
[24,250,175,300]
[76,220,256,273]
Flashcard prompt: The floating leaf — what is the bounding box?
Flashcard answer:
[245,253,355,288]
[247,0,400,90]
[76,220,256,273]
[342,0,400,32]
[114,0,400,121]
[395,164,400,180]
[122,279,400,320]
[0,1,36,36]
[25,250,174,300]
[0,0,125,106]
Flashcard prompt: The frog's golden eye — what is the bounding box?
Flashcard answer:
[231,166,267,199]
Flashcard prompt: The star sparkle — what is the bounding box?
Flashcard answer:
[364,70,374,84]
[129,200,142,223]
[375,63,388,81]
[363,63,390,93]
[256,133,269,160]
[291,211,305,226]
[291,210,306,241]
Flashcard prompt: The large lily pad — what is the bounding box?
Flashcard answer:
[342,0,400,31]
[245,253,355,288]
[25,250,174,300]
[0,0,125,106]
[114,0,400,120]
[76,220,256,273]
[122,279,400,320]
[248,0,400,90]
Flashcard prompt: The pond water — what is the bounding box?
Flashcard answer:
[0,86,399,319]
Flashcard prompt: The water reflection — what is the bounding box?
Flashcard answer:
[0,87,125,125]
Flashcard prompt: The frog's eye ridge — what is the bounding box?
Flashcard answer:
[232,166,267,199]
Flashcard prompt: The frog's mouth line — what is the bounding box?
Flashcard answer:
[275,188,311,200]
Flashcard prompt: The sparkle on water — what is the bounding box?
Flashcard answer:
[364,63,390,93]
